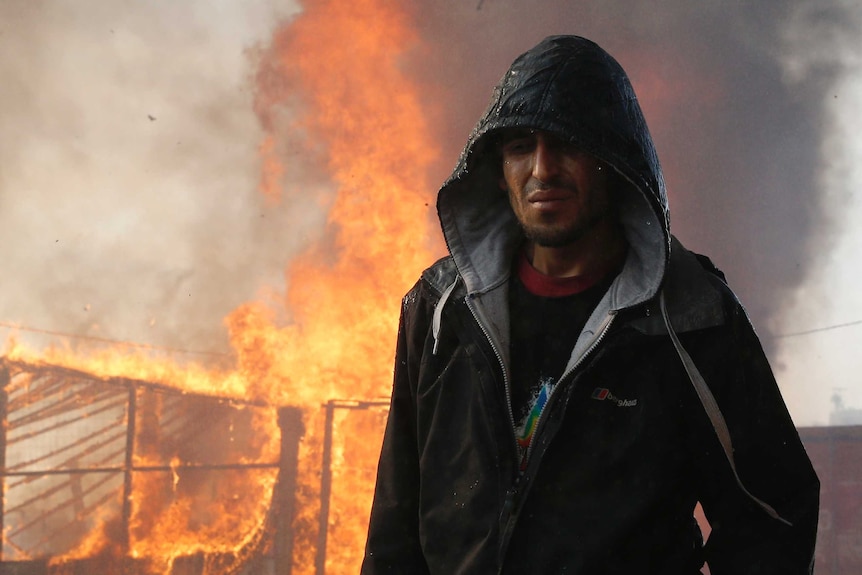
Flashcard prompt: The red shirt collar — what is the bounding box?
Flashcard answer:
[516,248,621,297]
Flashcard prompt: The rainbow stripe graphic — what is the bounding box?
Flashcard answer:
[516,382,552,469]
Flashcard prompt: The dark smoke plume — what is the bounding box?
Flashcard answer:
[401,0,855,354]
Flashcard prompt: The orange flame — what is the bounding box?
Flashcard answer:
[4,0,442,573]
[239,0,443,571]
[236,0,441,408]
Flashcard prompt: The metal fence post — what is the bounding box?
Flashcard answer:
[274,406,304,575]
[121,383,137,574]
[314,400,336,575]
[0,362,9,564]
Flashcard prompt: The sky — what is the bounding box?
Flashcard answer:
[1,0,861,426]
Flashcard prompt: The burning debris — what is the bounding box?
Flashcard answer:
[0,356,391,575]
[0,358,294,575]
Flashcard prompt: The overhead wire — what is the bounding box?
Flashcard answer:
[0,320,230,358]
[772,318,862,339]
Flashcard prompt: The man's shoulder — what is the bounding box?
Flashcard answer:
[666,236,753,330]
[418,255,459,296]
[397,256,460,336]
[666,237,739,304]
[399,256,458,311]
[630,237,735,335]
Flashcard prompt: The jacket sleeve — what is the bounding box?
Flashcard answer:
[680,293,820,575]
[361,285,432,574]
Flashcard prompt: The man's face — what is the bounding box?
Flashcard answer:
[498,129,614,248]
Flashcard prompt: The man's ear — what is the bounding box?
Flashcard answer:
[498,176,508,192]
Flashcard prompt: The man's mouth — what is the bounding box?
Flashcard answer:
[527,188,574,205]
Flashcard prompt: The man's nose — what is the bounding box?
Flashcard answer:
[532,136,562,182]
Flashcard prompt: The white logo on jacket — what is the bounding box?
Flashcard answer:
[591,387,638,407]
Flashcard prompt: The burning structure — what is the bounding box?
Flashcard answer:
[0,357,390,575]
[0,358,293,574]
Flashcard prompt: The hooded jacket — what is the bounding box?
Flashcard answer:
[362,36,819,575]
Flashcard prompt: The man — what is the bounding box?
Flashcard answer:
[362,35,819,574]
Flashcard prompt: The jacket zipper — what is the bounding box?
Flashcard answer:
[465,296,521,463]
[494,311,617,570]
[466,293,617,470]
[522,312,616,467]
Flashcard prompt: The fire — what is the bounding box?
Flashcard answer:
[2,0,441,573]
[239,0,443,570]
[243,0,440,404]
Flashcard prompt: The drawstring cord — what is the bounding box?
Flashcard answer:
[660,290,792,526]
[432,277,460,355]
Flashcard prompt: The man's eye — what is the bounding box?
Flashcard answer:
[502,138,534,155]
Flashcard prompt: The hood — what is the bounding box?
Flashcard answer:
[437,35,669,312]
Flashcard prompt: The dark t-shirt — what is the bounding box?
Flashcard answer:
[509,251,618,457]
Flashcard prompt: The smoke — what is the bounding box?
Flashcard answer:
[404,1,848,338]
[399,0,862,424]
[0,0,306,357]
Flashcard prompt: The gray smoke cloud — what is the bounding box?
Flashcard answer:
[407,0,853,344]
[0,0,311,358]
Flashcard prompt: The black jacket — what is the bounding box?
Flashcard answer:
[362,36,818,574]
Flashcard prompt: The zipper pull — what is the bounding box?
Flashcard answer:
[498,472,530,565]
[500,475,521,522]
[501,488,515,519]
[500,471,527,524]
